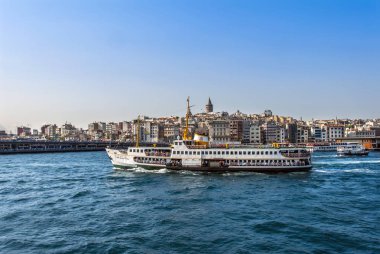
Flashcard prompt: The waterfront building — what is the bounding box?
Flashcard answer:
[61,123,77,137]
[249,123,261,144]
[121,121,131,133]
[45,124,58,139]
[311,126,320,141]
[32,129,39,136]
[229,119,243,142]
[242,120,252,144]
[164,124,180,143]
[17,126,31,136]
[327,125,344,142]
[207,120,230,143]
[88,122,99,133]
[149,122,164,143]
[279,127,286,143]
[106,122,119,134]
[286,123,297,143]
[297,125,310,143]
[262,122,283,144]
[40,124,50,136]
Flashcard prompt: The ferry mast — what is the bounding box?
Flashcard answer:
[183,96,192,140]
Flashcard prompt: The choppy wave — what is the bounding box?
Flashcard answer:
[314,168,376,174]
[313,160,380,165]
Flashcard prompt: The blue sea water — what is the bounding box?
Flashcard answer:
[0,152,379,254]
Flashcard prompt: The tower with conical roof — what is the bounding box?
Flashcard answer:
[205,97,213,113]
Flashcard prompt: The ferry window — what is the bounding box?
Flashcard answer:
[239,151,242,155]
[270,151,273,155]
[243,151,246,155]
[252,151,255,155]
[222,151,225,155]
[265,151,268,155]
[274,151,277,155]
[201,151,204,155]
[226,151,229,155]
[185,151,188,155]
[247,151,251,155]
[205,151,208,155]
[197,151,200,155]
[213,151,217,155]
[181,151,184,155]
[218,151,221,155]
[261,151,264,155]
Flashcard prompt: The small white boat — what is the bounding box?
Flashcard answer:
[337,143,369,156]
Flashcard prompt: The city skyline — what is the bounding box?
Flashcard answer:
[1,0,379,132]
[2,99,379,135]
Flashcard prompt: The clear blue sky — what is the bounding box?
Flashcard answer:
[0,0,379,132]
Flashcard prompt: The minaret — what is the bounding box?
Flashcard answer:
[205,97,213,113]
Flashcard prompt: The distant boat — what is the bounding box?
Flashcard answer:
[312,142,352,152]
[337,143,369,156]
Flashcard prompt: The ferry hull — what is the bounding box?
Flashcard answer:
[338,152,369,156]
[112,162,166,170]
[166,165,312,173]
[112,163,137,170]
